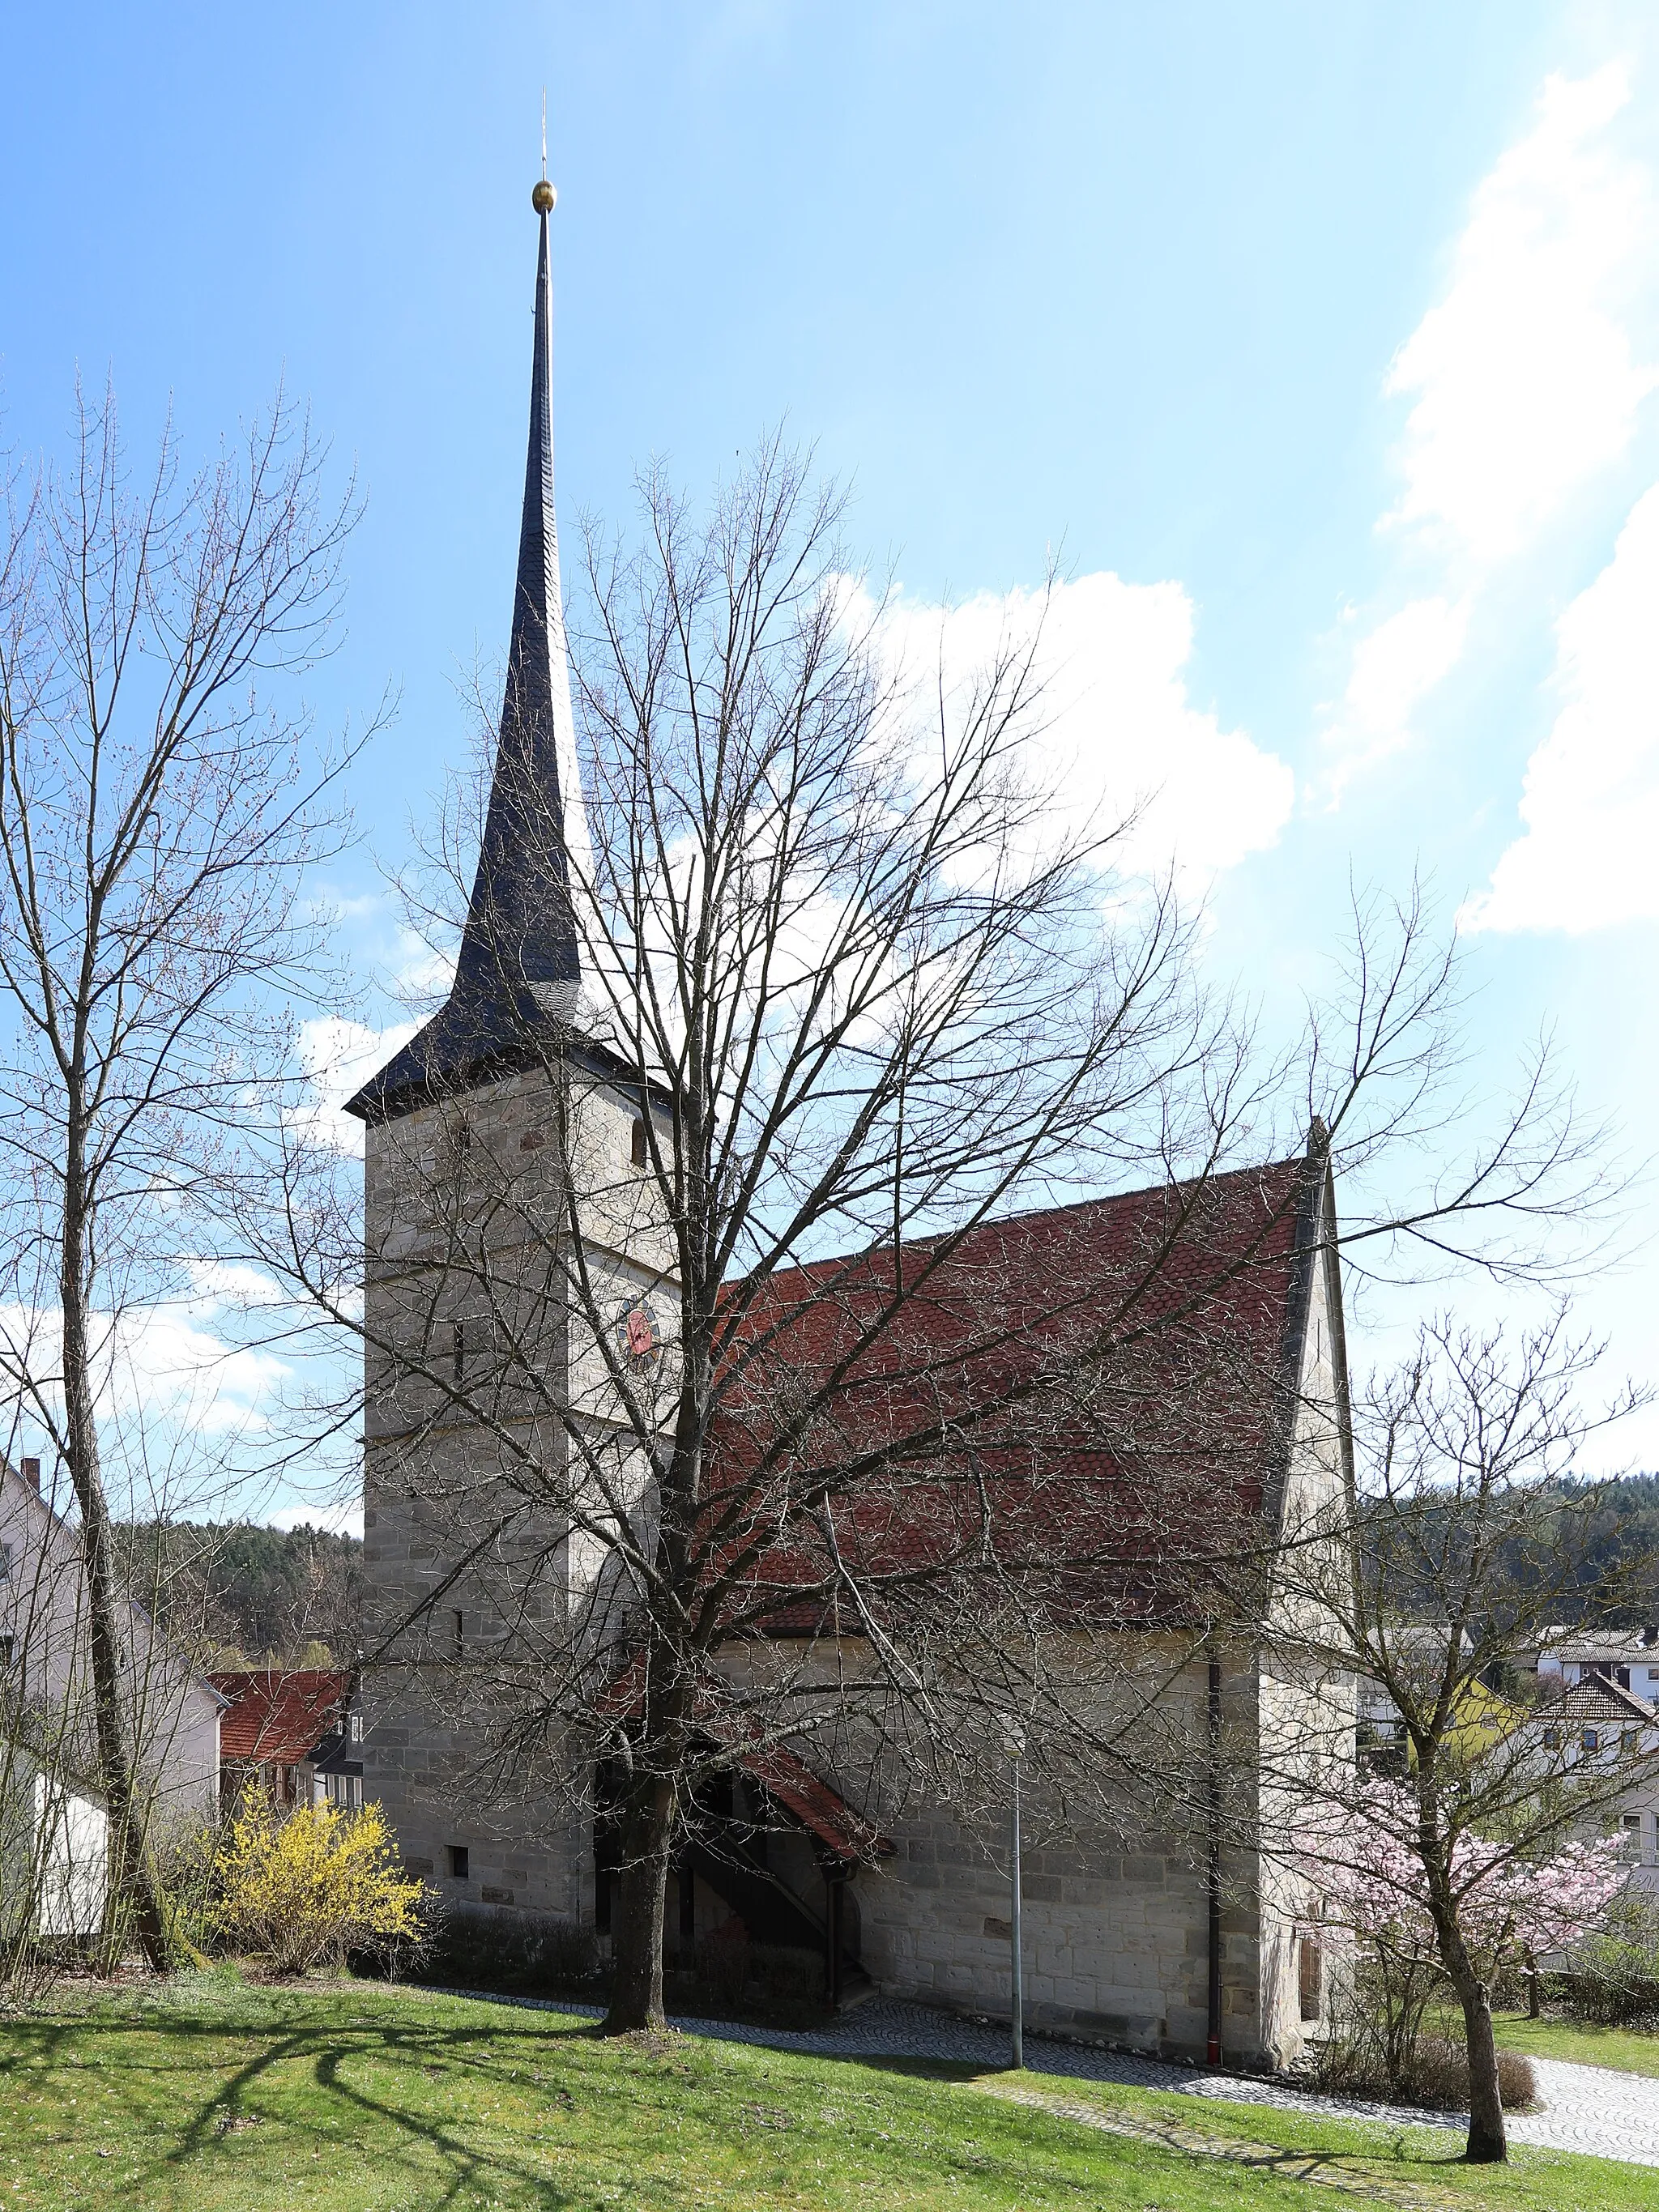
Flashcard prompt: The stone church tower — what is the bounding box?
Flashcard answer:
[343,185,672,1918]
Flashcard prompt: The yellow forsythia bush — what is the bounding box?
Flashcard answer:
[211,1799,433,1978]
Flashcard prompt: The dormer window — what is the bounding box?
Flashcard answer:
[348,1711,364,1744]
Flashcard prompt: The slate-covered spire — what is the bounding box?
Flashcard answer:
[347,183,590,1123]
[454,179,585,1020]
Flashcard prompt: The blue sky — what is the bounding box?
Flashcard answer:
[6,2,1659,1509]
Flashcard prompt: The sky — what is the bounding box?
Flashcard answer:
[5,1,1659,1519]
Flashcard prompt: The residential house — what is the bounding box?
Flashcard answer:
[0,1455,222,1830]
[210,1669,354,1813]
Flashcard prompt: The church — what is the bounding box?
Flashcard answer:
[346,184,1353,2071]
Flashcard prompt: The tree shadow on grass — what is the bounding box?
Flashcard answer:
[2,1993,649,2209]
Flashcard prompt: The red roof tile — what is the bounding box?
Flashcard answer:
[210,1669,351,1764]
[706,1154,1320,1629]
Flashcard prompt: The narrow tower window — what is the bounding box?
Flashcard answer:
[452,1320,466,1383]
[446,1844,469,1880]
[630,1117,648,1169]
[452,1609,465,1656]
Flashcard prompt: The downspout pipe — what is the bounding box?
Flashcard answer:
[1207,1656,1223,2066]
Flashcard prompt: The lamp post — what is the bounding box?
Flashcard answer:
[1000,1717,1026,2069]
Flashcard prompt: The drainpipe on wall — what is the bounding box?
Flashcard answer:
[1207,1657,1223,2066]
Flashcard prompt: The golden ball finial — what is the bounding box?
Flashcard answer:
[532,178,557,214]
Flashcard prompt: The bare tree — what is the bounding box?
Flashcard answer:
[0,386,364,1963]
[271,438,1611,2037]
[1263,1313,1657,2162]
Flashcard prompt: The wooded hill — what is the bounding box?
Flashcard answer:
[107,1477,1659,1670]
[115,1519,362,1667]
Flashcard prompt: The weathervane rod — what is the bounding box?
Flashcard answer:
[541,87,548,181]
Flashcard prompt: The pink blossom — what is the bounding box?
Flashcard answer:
[1302,1779,1626,1966]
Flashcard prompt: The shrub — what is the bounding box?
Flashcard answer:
[1309,1963,1537,2112]
[414,1904,599,1994]
[1565,1893,1659,2025]
[211,1800,433,1978]
[1312,2021,1537,2110]
[697,1918,751,2005]
[749,1944,822,2003]
[1396,2038,1537,2112]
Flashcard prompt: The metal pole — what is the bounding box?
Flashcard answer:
[1010,1754,1023,2069]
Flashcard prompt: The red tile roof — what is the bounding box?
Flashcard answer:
[729,1738,894,1861]
[210,1669,351,1764]
[595,1653,894,1862]
[707,1153,1320,1630]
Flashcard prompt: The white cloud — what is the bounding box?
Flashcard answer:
[265,1498,364,1537]
[871,572,1294,889]
[1387,63,1657,564]
[1321,64,1656,803]
[1463,479,1659,933]
[291,1016,418,1157]
[0,1297,290,1443]
[1321,595,1470,791]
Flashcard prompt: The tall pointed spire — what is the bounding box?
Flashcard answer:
[348,181,590,1122]
[454,177,584,1019]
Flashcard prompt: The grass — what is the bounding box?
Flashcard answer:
[1034,2073,1656,2212]
[1489,2013,1659,2082]
[0,1972,1648,2212]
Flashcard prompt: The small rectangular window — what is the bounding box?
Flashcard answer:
[630,1117,648,1169]
[452,1609,465,1656]
[1542,1726,1562,1750]
[0,1539,11,1582]
[1583,1728,1600,1753]
[348,1711,364,1744]
[446,1844,469,1880]
[1299,1936,1323,2021]
[0,1635,13,1669]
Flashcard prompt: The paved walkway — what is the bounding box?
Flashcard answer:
[441,1988,1659,2170]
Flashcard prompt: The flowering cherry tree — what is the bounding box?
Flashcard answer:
[1303,1779,1626,2089]
[1313,1778,1627,1963]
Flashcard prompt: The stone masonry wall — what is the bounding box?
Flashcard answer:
[361,1057,672,1922]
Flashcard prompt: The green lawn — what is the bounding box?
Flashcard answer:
[0,1973,1648,2212]
[1490,2014,1659,2082]
[1044,2073,1656,2212]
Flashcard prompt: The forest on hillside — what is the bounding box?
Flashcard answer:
[107,1476,1659,1670]
[115,1519,362,1666]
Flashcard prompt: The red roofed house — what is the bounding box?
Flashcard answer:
[346,199,1354,2069]
[211,1670,358,1815]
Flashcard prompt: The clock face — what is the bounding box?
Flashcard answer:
[614,1298,662,1369]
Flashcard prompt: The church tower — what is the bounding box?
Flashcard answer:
[346,182,674,1921]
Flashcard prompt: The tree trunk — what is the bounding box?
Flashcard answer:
[1451,1967,1507,2163]
[61,1143,173,1971]
[602,1772,674,2033]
